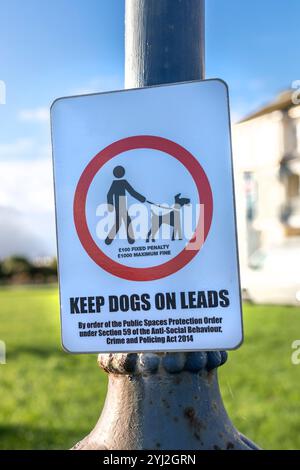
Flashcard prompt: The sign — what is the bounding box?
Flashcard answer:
[51,79,243,353]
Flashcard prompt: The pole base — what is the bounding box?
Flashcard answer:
[72,352,259,450]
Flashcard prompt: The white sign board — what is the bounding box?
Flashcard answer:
[51,79,243,353]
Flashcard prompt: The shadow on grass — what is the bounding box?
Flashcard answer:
[0,424,88,450]
[7,346,99,360]
[7,346,99,363]
[7,346,63,359]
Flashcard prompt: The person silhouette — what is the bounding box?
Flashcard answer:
[105,166,146,245]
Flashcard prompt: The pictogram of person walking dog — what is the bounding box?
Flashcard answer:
[105,166,190,245]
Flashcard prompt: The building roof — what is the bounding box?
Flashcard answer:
[239,90,294,123]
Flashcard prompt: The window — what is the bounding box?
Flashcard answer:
[244,171,258,222]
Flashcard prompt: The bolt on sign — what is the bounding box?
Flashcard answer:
[51,79,243,353]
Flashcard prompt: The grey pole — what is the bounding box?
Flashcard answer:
[125,0,205,87]
[73,0,259,450]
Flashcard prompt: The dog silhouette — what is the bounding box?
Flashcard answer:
[146,193,190,242]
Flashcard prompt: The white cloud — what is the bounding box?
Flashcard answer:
[0,138,34,159]
[0,158,54,212]
[0,206,53,259]
[0,158,56,258]
[0,138,51,161]
[18,107,50,123]
[71,75,123,96]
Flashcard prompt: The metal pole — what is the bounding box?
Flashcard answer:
[73,0,259,450]
[125,0,205,87]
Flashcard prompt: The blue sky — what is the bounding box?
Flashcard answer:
[1,0,299,149]
[0,0,299,257]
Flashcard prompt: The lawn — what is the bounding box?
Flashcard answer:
[0,286,299,449]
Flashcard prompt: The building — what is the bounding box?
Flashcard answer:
[233,90,300,269]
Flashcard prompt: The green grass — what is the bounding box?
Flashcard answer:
[0,286,107,449]
[219,303,300,450]
[0,287,300,449]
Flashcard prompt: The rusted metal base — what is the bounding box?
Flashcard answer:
[72,352,259,450]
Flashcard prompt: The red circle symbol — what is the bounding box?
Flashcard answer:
[74,136,213,281]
